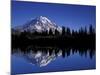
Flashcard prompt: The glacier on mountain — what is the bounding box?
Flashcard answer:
[13,16,62,33]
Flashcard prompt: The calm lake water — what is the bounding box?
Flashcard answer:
[11,47,96,75]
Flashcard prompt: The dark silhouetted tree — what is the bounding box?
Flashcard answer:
[84,26,87,35]
[49,29,53,35]
[55,29,59,35]
[72,30,75,36]
[62,26,65,35]
[89,24,95,35]
[42,30,48,36]
[66,27,71,36]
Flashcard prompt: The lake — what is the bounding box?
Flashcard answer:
[11,47,95,75]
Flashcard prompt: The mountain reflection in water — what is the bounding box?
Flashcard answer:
[12,46,95,67]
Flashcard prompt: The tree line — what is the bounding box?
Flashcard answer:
[12,24,95,49]
[12,24,95,36]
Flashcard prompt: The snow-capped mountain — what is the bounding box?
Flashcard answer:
[13,16,62,33]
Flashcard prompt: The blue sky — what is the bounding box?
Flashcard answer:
[11,1,96,30]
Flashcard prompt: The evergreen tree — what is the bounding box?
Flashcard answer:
[49,29,53,35]
[89,24,95,35]
[55,29,59,35]
[84,26,87,35]
[62,26,65,35]
[66,27,71,36]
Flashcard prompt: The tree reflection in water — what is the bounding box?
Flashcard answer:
[12,45,95,60]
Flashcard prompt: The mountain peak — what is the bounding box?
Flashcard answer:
[38,16,47,19]
[37,16,48,19]
[13,16,62,33]
[36,16,52,24]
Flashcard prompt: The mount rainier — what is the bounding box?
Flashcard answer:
[13,16,62,33]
